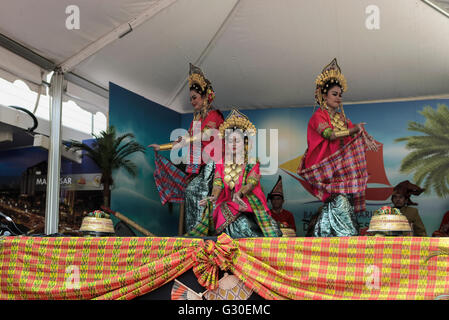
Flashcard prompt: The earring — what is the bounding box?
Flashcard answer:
[322,100,328,111]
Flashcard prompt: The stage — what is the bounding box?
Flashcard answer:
[1,234,449,300]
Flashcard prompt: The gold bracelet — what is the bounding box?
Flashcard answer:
[182,135,198,144]
[334,129,350,138]
[239,184,254,197]
[213,178,224,188]
[159,143,174,151]
[211,186,222,199]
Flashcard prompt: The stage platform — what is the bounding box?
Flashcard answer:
[1,233,448,300]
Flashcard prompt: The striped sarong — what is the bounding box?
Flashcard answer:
[153,151,189,205]
[298,132,371,213]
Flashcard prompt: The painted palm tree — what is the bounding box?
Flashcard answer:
[70,126,146,207]
[395,104,449,197]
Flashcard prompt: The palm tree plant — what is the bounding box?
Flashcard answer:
[70,126,146,207]
[395,104,449,197]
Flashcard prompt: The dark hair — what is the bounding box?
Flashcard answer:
[321,81,342,95]
[189,81,213,97]
[189,84,205,96]
[268,194,284,201]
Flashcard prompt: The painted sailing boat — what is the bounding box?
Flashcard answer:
[280,140,393,204]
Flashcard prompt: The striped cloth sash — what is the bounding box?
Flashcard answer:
[246,194,281,237]
[153,151,189,205]
[298,131,371,213]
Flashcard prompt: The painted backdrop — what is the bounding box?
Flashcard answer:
[110,82,449,236]
[109,82,181,236]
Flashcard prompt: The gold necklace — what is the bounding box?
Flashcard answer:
[223,163,243,190]
[330,112,347,132]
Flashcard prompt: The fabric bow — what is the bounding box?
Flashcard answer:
[192,233,239,290]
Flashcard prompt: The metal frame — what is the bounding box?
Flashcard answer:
[421,0,449,18]
[58,0,179,73]
[0,33,55,71]
[0,33,109,98]
[0,36,108,234]
[44,71,64,234]
[63,72,108,99]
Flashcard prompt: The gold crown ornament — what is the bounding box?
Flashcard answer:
[218,109,257,139]
[315,58,347,93]
[314,58,348,108]
[314,58,350,135]
[188,63,216,118]
[188,63,210,93]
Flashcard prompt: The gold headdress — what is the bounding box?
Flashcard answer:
[219,109,256,189]
[315,58,347,106]
[218,109,256,139]
[188,63,216,120]
[314,58,350,134]
[188,63,210,93]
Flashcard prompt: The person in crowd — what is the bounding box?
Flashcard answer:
[267,176,297,237]
[391,180,427,236]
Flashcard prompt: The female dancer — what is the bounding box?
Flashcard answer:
[298,58,377,237]
[190,109,281,238]
[149,63,224,234]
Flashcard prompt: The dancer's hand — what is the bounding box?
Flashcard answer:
[148,144,160,151]
[199,196,215,207]
[233,192,248,211]
[355,122,366,132]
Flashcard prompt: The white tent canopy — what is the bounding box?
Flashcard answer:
[0,46,47,93]
[0,0,448,115]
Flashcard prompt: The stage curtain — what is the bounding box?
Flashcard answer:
[232,236,449,299]
[0,237,202,300]
[1,234,449,300]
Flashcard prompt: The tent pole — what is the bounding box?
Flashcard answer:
[44,70,64,235]
[421,0,449,18]
[59,0,179,73]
